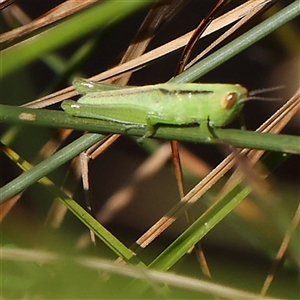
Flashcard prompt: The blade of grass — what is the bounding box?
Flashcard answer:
[171,0,300,83]
[89,0,281,83]
[148,151,289,271]
[1,0,156,78]
[1,104,299,154]
[0,142,145,266]
[1,246,282,300]
[0,133,105,202]
[0,0,97,43]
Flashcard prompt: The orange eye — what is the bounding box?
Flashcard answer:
[222,92,238,109]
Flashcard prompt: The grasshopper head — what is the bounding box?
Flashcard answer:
[209,84,248,127]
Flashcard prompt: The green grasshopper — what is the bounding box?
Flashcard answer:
[61,78,248,140]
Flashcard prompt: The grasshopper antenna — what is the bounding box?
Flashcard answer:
[244,86,285,102]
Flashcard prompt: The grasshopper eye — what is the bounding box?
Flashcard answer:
[222,92,238,109]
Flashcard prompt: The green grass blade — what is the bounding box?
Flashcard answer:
[1,0,156,78]
[1,104,299,154]
[0,133,105,202]
[171,0,300,83]
[0,142,145,265]
[149,152,289,271]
